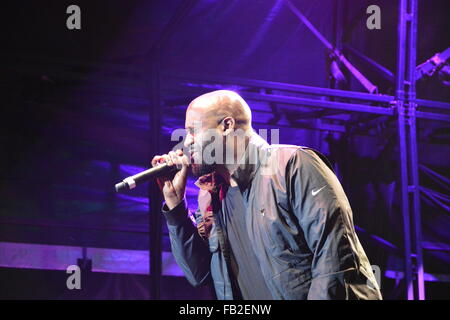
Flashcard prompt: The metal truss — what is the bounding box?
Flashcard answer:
[2,0,448,300]
[157,0,449,300]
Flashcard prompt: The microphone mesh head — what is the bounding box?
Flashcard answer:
[115,182,127,193]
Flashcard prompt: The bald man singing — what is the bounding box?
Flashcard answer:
[151,90,382,300]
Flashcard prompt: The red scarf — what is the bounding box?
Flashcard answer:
[195,172,229,240]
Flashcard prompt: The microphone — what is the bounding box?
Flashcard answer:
[114,163,180,192]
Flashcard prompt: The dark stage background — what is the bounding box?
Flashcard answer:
[0,0,449,299]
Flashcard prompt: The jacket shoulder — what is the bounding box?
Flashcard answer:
[261,144,333,176]
[264,144,302,160]
[258,144,304,177]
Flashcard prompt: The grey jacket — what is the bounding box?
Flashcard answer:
[162,133,382,300]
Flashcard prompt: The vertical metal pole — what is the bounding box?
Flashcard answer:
[396,0,414,300]
[145,0,197,300]
[407,0,425,300]
[149,46,163,300]
[330,0,342,89]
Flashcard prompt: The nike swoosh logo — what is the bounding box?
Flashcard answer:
[311,186,326,196]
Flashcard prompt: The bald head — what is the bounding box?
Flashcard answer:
[184,90,254,177]
[187,90,252,130]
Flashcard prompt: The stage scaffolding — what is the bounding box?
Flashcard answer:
[150,0,450,300]
[4,0,445,301]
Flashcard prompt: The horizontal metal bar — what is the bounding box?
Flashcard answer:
[163,85,394,115]
[165,85,449,122]
[354,225,400,254]
[0,218,149,234]
[0,241,183,276]
[164,73,394,102]
[242,92,395,115]
[162,86,395,115]
[416,99,450,110]
[416,111,450,122]
[422,241,450,252]
[385,270,450,283]
[166,74,450,119]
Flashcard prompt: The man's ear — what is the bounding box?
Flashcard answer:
[221,117,235,136]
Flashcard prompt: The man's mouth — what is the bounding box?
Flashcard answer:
[189,150,198,162]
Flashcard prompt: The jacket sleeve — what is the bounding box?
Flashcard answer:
[286,148,362,300]
[162,198,212,287]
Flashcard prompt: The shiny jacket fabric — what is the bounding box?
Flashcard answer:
[162,133,382,300]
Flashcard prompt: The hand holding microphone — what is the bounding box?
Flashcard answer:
[150,149,189,210]
[115,149,189,209]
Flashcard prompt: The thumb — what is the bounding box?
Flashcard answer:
[179,154,189,180]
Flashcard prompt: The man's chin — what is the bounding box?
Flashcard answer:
[191,163,215,177]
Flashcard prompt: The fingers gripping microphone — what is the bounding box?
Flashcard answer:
[114,163,180,192]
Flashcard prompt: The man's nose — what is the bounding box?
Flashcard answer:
[184,133,194,149]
